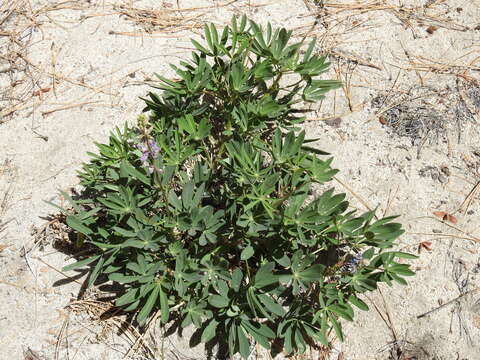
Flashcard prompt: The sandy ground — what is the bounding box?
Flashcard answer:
[1,0,480,359]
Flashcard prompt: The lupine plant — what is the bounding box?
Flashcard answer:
[58,16,416,358]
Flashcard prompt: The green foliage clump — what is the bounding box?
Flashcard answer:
[60,16,416,358]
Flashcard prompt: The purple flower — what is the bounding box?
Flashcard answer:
[148,140,160,154]
[342,252,363,273]
[136,139,160,172]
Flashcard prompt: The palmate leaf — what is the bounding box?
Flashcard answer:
[278,320,310,355]
[227,320,252,359]
[241,320,275,349]
[181,301,211,328]
[297,55,330,76]
[59,190,82,212]
[225,268,240,293]
[253,262,277,289]
[296,264,325,282]
[154,73,186,94]
[256,95,286,118]
[302,322,328,346]
[191,38,211,55]
[229,61,251,93]
[271,128,305,163]
[168,190,182,210]
[315,189,348,216]
[303,37,316,63]
[303,80,342,102]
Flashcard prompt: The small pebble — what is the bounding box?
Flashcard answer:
[324,117,342,128]
[438,174,448,183]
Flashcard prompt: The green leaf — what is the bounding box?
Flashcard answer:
[362,247,375,260]
[209,295,229,308]
[273,253,291,267]
[120,160,150,185]
[241,321,274,349]
[303,80,342,102]
[348,295,369,311]
[66,215,92,235]
[116,288,139,307]
[393,251,418,259]
[44,200,69,216]
[388,264,415,276]
[124,300,141,312]
[168,190,182,210]
[240,246,254,261]
[283,326,294,354]
[254,262,277,288]
[191,38,211,55]
[112,226,136,237]
[390,272,408,285]
[303,37,316,62]
[231,268,243,292]
[201,318,219,343]
[297,264,325,282]
[159,286,169,324]
[87,255,105,287]
[109,273,139,284]
[63,255,100,272]
[228,321,236,358]
[137,286,159,325]
[329,304,353,321]
[181,181,194,208]
[258,294,285,317]
[304,323,328,346]
[237,325,251,359]
[329,312,344,341]
[204,23,214,53]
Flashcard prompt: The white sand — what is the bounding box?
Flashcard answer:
[1,1,479,359]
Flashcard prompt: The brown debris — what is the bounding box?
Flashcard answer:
[418,241,433,253]
[426,25,438,34]
[433,211,458,224]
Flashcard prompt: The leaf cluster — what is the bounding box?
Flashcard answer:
[60,16,416,358]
